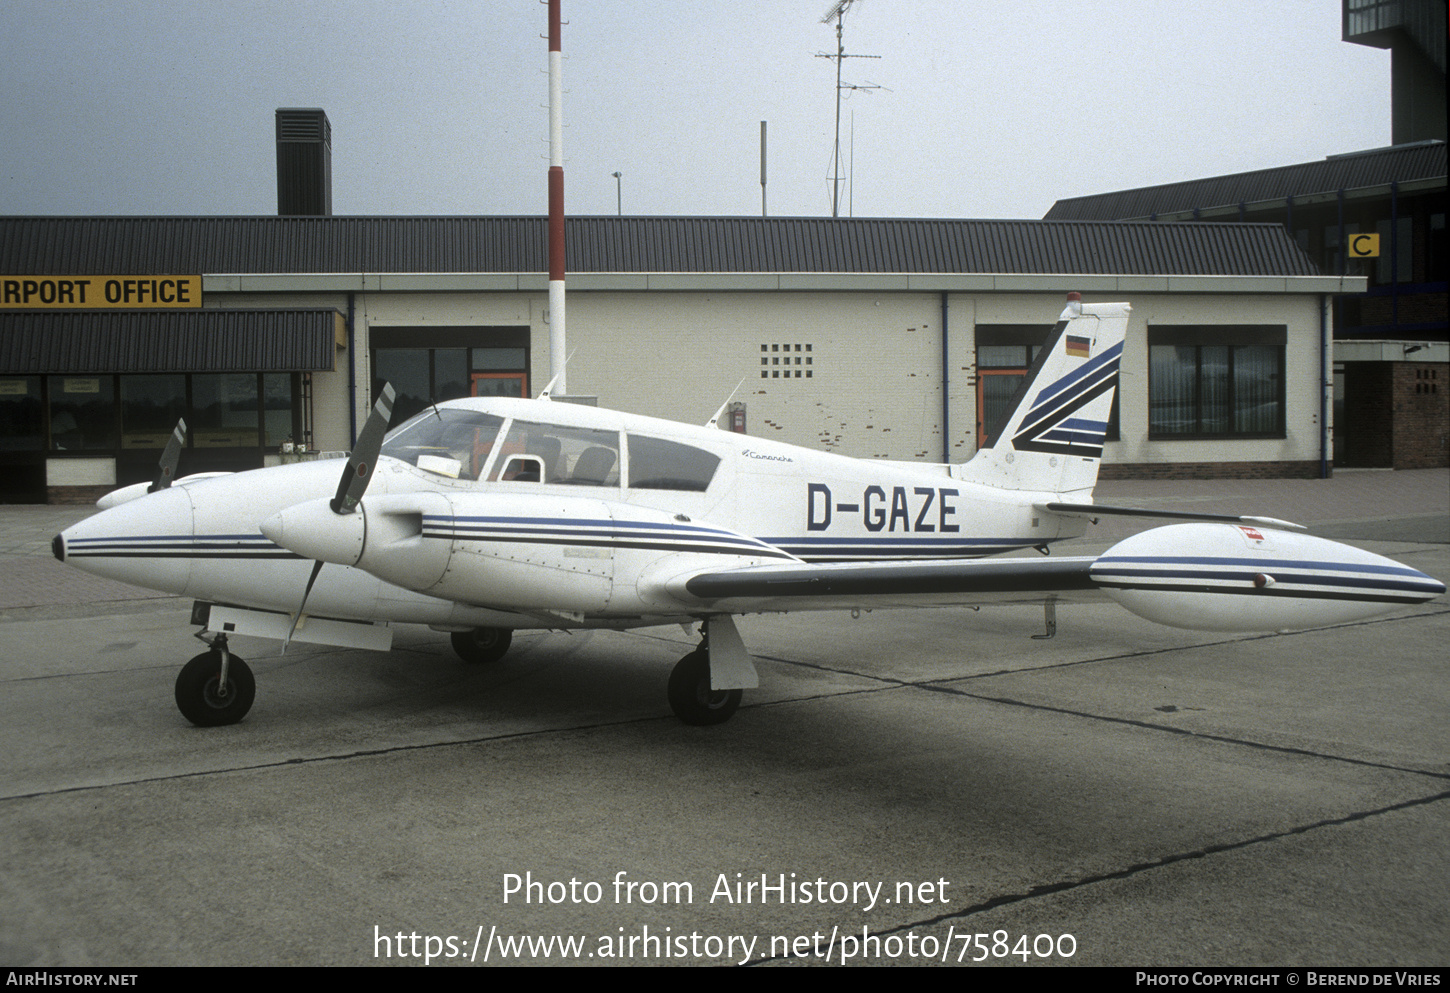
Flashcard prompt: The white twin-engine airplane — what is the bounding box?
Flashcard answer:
[54,295,1444,728]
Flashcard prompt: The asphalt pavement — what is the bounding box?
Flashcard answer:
[1,469,1446,967]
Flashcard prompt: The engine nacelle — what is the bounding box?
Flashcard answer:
[1092,523,1444,632]
[349,491,790,617]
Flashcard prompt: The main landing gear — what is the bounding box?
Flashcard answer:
[450,626,513,664]
[667,640,742,726]
[174,633,255,727]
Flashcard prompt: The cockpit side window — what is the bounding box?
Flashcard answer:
[627,435,720,492]
[380,409,504,481]
[487,420,621,486]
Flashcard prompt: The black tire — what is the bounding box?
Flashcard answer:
[667,649,741,726]
[451,627,513,664]
[175,651,255,727]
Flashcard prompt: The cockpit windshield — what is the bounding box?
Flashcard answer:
[380,408,504,481]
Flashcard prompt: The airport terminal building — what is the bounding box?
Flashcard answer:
[3,209,1360,503]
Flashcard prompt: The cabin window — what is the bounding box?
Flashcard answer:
[487,420,621,486]
[380,408,504,481]
[627,435,719,492]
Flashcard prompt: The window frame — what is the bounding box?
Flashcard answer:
[1147,326,1288,441]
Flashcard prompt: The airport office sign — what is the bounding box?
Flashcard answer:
[1,275,202,309]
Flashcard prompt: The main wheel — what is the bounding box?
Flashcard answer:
[667,649,741,726]
[451,627,513,664]
[175,651,255,727]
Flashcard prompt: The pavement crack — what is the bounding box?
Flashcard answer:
[747,789,1450,966]
[0,713,675,803]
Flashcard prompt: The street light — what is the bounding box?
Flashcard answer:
[611,171,622,215]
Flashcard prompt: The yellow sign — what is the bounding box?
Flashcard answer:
[1,275,202,309]
[1348,233,1380,258]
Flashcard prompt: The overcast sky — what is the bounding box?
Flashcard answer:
[0,0,1392,220]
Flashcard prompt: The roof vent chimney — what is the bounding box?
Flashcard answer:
[275,108,332,216]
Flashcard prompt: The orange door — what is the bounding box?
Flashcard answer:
[471,373,527,398]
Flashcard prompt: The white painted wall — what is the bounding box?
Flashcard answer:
[215,285,1331,471]
[47,458,115,487]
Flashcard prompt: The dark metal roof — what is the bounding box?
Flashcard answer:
[0,215,1321,277]
[1044,142,1447,221]
[0,309,340,373]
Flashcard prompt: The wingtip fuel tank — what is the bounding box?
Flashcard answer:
[1092,523,1445,632]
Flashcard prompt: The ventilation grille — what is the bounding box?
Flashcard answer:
[276,109,331,145]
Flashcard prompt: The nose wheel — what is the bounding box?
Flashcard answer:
[667,647,741,726]
[175,636,255,726]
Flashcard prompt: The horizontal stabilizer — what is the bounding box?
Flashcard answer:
[1039,502,1305,530]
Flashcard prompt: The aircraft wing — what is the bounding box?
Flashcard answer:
[664,555,1105,614]
[662,519,1444,632]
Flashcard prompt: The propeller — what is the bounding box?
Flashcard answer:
[283,384,396,650]
[332,384,397,514]
[147,418,187,493]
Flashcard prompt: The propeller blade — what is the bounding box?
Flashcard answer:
[283,384,393,651]
[331,383,395,515]
[147,418,187,493]
[282,559,326,653]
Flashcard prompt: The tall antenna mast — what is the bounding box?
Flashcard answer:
[817,0,879,218]
[547,0,567,396]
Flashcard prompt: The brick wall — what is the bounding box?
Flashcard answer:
[46,485,113,505]
[1392,362,1450,468]
[1100,460,1323,480]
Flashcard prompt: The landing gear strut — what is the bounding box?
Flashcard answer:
[450,627,513,664]
[175,634,255,727]
[667,643,741,726]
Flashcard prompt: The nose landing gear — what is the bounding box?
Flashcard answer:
[174,633,255,727]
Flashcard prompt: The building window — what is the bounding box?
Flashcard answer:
[1374,216,1413,285]
[48,376,115,451]
[1148,327,1286,439]
[976,325,1119,448]
[0,376,43,452]
[371,327,530,423]
[44,373,298,456]
[120,375,187,450]
[192,373,261,448]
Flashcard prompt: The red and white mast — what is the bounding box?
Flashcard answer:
[547,0,567,396]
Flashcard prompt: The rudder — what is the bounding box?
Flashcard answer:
[954,294,1127,495]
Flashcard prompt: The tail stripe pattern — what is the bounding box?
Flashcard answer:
[1011,343,1123,458]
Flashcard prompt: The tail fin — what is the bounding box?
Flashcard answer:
[954,294,1127,495]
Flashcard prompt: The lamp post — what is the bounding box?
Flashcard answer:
[611,171,622,215]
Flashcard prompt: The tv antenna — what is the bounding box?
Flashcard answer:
[817,0,880,218]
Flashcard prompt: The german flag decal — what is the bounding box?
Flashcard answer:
[1065,334,1091,358]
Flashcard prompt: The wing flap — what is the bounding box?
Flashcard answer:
[667,556,1102,613]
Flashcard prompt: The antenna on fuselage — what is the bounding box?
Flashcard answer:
[706,377,749,428]
[537,348,577,400]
